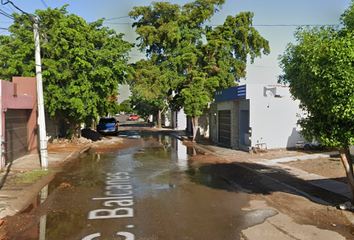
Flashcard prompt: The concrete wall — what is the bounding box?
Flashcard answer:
[211,84,304,151]
[175,109,187,131]
[247,84,303,149]
[198,107,210,139]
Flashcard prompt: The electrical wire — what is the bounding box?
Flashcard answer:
[103,16,129,21]
[0,1,14,13]
[1,0,30,16]
[40,0,48,9]
[0,6,13,20]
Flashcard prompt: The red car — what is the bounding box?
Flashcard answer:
[126,114,139,121]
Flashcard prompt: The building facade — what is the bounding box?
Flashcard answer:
[210,84,304,151]
[0,77,38,170]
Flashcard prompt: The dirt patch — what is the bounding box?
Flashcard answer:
[281,156,346,182]
[47,138,91,153]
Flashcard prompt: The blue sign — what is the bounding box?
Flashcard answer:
[214,85,246,102]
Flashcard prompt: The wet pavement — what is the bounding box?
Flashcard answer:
[0,128,354,239]
[1,132,281,239]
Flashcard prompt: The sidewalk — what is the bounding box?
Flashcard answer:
[0,145,91,219]
[193,141,352,203]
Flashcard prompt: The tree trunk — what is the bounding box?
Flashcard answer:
[157,109,162,128]
[69,122,80,139]
[339,148,354,204]
[191,116,199,142]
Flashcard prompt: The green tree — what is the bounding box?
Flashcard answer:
[118,99,132,114]
[129,93,159,122]
[278,2,354,203]
[128,57,173,128]
[130,0,269,141]
[0,5,133,137]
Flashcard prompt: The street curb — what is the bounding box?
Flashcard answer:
[0,145,92,219]
[6,173,55,216]
[229,161,330,206]
[190,141,354,224]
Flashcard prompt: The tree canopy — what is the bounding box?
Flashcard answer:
[127,56,173,127]
[129,0,269,140]
[278,0,354,203]
[0,5,133,136]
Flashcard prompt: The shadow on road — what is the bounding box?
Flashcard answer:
[187,161,350,207]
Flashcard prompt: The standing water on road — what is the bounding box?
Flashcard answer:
[10,132,277,240]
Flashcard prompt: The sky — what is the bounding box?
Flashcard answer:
[0,0,351,85]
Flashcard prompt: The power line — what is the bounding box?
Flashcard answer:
[104,16,130,21]
[40,0,48,9]
[0,8,13,19]
[0,2,14,13]
[103,21,341,28]
[253,24,342,27]
[1,0,30,16]
[103,22,132,25]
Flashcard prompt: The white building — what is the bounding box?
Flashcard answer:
[210,84,305,151]
[163,108,187,131]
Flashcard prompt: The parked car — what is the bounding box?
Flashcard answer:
[96,117,119,135]
[126,114,139,121]
[295,140,322,151]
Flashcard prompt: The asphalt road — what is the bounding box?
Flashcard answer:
[1,129,353,240]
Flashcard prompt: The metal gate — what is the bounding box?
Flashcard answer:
[218,110,231,146]
[5,109,29,164]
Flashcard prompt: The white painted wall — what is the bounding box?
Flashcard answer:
[164,109,172,127]
[247,84,304,149]
[176,109,187,131]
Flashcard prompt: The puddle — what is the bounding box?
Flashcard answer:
[127,135,141,139]
[11,132,353,239]
[256,168,279,173]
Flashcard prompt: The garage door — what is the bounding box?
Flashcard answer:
[218,110,231,146]
[5,110,29,164]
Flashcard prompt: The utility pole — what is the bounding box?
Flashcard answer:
[33,17,48,170]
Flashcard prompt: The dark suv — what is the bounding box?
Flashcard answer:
[97,117,119,135]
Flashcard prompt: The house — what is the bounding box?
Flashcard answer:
[163,108,188,131]
[210,84,304,151]
[0,77,38,170]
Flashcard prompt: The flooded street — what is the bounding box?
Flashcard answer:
[12,132,278,240]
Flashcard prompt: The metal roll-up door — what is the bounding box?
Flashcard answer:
[5,109,29,164]
[218,110,231,146]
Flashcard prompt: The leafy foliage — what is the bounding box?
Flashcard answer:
[278,1,354,202]
[118,100,132,113]
[127,56,173,127]
[0,6,133,137]
[278,26,354,149]
[129,0,269,139]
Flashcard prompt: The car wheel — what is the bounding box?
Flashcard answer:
[303,144,311,151]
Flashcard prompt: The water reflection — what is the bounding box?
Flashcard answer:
[39,185,48,240]
[24,133,228,240]
[170,137,189,170]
